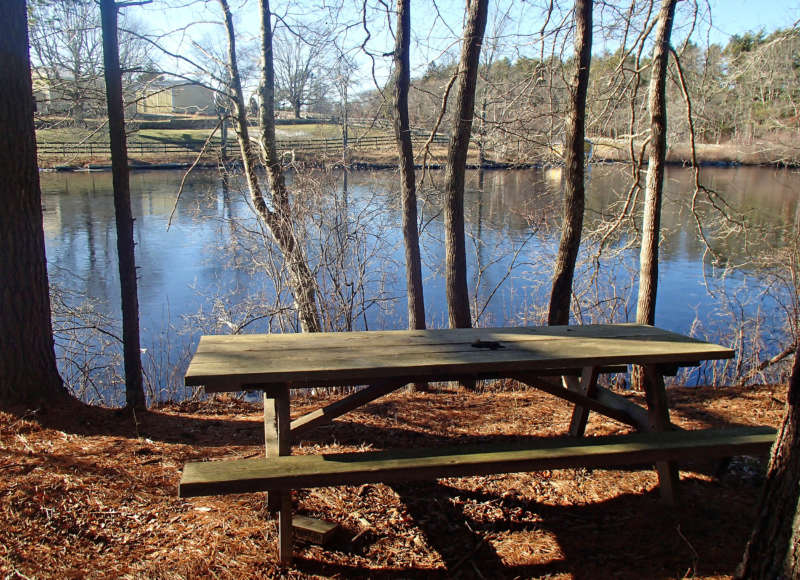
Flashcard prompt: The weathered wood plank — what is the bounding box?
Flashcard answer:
[567,366,600,437]
[186,324,733,392]
[264,386,289,512]
[190,324,710,354]
[291,380,408,438]
[593,386,652,430]
[642,365,680,504]
[202,366,629,394]
[264,386,290,457]
[179,426,775,497]
[278,492,292,565]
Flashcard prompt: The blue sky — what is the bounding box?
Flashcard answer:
[136,0,800,93]
[707,0,799,44]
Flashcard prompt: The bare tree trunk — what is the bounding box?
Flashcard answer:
[257,0,321,333]
[633,0,676,389]
[393,0,426,333]
[738,344,800,579]
[547,0,593,326]
[393,0,427,392]
[0,0,66,405]
[219,114,228,164]
[100,0,146,410]
[443,0,488,330]
[218,0,321,333]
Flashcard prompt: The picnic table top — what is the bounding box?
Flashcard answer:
[185,323,734,393]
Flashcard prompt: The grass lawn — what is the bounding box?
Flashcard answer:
[35,122,381,145]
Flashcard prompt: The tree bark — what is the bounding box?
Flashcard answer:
[393,0,427,392]
[738,344,800,579]
[633,0,676,390]
[635,0,676,328]
[258,0,321,333]
[100,0,146,410]
[0,0,66,405]
[393,0,426,333]
[443,0,488,330]
[219,0,321,333]
[547,0,593,326]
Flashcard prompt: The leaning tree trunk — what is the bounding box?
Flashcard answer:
[393,0,426,333]
[738,344,800,579]
[218,0,321,333]
[633,0,676,389]
[443,0,489,330]
[100,0,146,410]
[257,0,321,333]
[0,0,66,405]
[547,0,593,326]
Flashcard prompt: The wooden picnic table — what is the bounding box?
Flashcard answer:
[181,323,763,565]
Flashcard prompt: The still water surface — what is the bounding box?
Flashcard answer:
[40,165,799,400]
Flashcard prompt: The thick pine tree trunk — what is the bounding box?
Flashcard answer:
[0,0,66,405]
[738,344,800,579]
[100,0,146,410]
[393,0,426,333]
[443,0,488,330]
[633,0,676,389]
[547,0,593,326]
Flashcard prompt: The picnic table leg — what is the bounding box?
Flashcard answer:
[565,366,599,437]
[642,365,680,505]
[278,490,293,565]
[264,385,293,564]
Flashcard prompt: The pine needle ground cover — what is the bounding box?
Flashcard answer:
[0,384,783,579]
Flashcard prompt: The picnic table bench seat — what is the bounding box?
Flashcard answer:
[180,426,776,498]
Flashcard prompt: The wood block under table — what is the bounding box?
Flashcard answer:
[292,515,338,545]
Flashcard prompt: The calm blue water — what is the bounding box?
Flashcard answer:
[40,165,800,402]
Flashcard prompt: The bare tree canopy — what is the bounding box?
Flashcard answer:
[273,22,330,118]
[28,0,152,122]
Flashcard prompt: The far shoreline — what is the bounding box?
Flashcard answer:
[37,138,800,172]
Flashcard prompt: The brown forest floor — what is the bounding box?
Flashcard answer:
[0,383,786,579]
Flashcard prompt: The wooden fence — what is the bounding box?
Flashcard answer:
[37,133,449,158]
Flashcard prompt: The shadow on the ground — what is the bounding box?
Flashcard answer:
[294,475,757,579]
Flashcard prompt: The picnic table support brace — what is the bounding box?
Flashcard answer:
[291,379,408,438]
[264,385,293,562]
[642,365,680,505]
[513,374,650,430]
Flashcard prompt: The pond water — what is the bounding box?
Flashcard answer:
[40,164,800,403]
